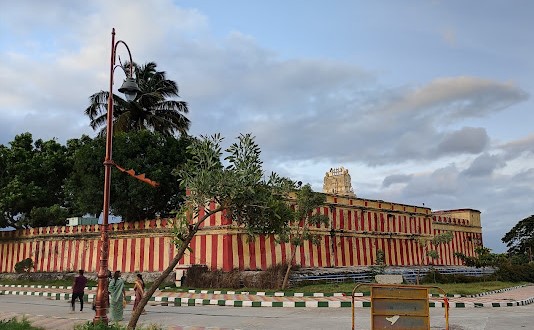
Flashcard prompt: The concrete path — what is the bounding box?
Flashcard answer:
[2,284,534,308]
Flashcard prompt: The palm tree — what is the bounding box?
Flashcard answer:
[85,62,190,137]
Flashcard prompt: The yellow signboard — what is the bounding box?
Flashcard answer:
[371,286,429,329]
[351,284,449,330]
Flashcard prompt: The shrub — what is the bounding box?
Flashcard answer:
[495,263,534,282]
[74,321,163,330]
[14,258,34,273]
[0,317,45,330]
[421,270,496,284]
[183,263,289,289]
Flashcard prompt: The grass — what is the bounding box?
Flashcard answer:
[74,322,164,330]
[430,281,526,296]
[0,317,45,330]
[1,278,527,296]
[0,278,97,288]
[0,279,169,290]
[162,280,527,296]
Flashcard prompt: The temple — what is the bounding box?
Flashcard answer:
[0,168,482,273]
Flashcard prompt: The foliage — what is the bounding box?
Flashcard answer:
[85,61,189,137]
[14,258,34,273]
[182,263,288,290]
[421,270,496,284]
[494,262,534,282]
[454,246,504,269]
[74,321,163,330]
[65,131,191,221]
[173,133,293,240]
[128,133,293,329]
[0,317,45,330]
[502,214,534,256]
[370,249,386,276]
[0,133,72,228]
[418,231,453,263]
[280,184,329,288]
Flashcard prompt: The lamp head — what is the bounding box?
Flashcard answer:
[118,77,140,101]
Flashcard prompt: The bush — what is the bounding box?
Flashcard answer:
[421,270,496,284]
[495,263,534,282]
[74,321,163,330]
[14,258,34,273]
[0,317,45,330]
[183,263,289,289]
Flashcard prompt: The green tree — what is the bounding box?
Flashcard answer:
[415,231,453,284]
[63,135,105,217]
[65,131,191,221]
[127,133,293,329]
[85,62,190,137]
[281,184,329,289]
[0,133,72,228]
[502,214,534,256]
[455,246,500,270]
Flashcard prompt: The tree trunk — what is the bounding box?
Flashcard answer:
[281,243,299,289]
[127,229,196,329]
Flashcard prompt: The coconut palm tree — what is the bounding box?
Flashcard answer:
[85,62,190,137]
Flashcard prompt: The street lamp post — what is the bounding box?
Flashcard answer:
[94,28,140,324]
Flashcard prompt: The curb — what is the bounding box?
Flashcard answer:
[2,284,534,309]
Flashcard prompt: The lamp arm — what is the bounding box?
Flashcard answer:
[114,40,135,78]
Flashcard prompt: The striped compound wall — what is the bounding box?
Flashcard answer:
[0,196,482,273]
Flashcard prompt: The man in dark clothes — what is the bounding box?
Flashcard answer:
[71,269,88,312]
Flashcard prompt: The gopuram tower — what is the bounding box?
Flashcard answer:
[322,166,356,197]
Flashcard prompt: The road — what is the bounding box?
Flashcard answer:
[1,295,534,329]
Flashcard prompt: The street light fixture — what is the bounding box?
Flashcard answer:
[94,28,140,324]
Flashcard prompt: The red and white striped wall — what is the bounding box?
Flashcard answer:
[0,204,482,273]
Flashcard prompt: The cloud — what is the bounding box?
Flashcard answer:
[499,134,534,160]
[437,127,489,155]
[461,153,506,177]
[382,174,413,187]
[386,77,528,121]
[247,77,526,167]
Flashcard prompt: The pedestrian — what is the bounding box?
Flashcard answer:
[108,270,126,321]
[133,273,146,314]
[71,269,88,312]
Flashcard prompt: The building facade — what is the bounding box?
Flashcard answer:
[0,198,482,274]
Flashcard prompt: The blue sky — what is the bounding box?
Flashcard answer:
[1,0,533,252]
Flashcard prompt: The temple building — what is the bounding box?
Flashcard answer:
[0,168,481,273]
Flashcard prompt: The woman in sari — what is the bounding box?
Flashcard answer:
[108,270,126,321]
[133,273,146,314]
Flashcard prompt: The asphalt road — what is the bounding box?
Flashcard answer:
[1,295,534,329]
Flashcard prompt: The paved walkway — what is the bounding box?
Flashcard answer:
[2,285,534,330]
[0,310,230,330]
[2,284,534,308]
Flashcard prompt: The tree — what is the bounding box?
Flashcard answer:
[415,231,453,284]
[281,184,328,289]
[455,246,498,270]
[502,215,534,256]
[65,131,191,221]
[0,133,72,228]
[127,133,293,329]
[85,61,190,137]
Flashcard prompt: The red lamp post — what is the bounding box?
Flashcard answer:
[93,28,140,324]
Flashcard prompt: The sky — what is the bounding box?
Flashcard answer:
[0,0,533,253]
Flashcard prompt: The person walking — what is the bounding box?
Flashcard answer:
[133,273,146,314]
[108,270,126,321]
[71,269,88,312]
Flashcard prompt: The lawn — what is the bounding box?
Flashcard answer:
[161,280,527,296]
[0,278,527,296]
